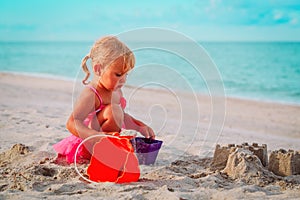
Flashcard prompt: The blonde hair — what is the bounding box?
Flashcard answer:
[81,36,135,85]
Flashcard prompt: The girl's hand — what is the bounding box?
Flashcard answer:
[139,125,155,139]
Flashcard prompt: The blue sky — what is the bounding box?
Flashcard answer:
[0,0,300,41]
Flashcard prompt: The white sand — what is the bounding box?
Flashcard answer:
[0,72,299,199]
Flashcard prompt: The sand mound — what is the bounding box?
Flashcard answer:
[0,144,88,193]
[0,143,300,199]
[0,143,30,167]
[222,148,271,181]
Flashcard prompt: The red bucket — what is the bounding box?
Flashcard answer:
[87,135,140,183]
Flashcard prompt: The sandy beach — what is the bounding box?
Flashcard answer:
[0,72,300,199]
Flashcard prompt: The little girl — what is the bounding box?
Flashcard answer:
[53,36,155,164]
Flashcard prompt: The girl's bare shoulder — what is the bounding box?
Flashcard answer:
[75,86,99,104]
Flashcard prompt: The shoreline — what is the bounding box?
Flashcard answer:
[1,71,299,149]
[2,71,300,107]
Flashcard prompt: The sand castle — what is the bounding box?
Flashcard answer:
[211,143,300,177]
[268,149,300,176]
[211,143,268,170]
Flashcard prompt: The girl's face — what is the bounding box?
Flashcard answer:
[99,56,130,91]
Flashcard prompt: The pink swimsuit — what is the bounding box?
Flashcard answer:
[53,86,126,164]
[84,85,126,126]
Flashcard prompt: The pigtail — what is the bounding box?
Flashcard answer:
[81,54,91,85]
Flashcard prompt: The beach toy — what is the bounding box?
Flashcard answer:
[87,135,140,183]
[131,137,163,165]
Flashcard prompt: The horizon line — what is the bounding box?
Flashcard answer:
[1,39,300,43]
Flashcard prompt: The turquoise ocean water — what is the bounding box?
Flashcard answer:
[0,41,299,105]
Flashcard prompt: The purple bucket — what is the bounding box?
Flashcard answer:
[131,137,163,165]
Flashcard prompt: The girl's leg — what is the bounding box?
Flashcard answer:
[97,104,124,132]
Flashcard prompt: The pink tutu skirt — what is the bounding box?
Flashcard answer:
[53,135,91,164]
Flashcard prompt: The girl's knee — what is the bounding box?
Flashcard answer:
[98,104,124,132]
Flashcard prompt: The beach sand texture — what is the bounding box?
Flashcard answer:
[0,73,300,199]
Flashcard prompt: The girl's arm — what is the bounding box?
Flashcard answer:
[123,113,155,139]
[119,89,155,139]
[66,114,100,139]
[66,88,103,139]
